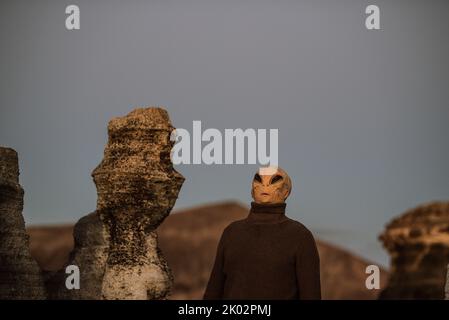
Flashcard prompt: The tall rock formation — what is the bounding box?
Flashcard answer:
[0,147,46,299]
[379,202,449,299]
[48,107,184,299]
[95,107,184,299]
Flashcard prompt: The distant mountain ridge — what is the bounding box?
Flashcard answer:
[27,201,388,299]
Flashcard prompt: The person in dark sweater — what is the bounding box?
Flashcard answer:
[204,167,321,300]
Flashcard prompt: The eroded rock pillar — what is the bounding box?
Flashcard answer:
[0,147,46,299]
[94,107,184,299]
[49,107,184,300]
[379,202,449,299]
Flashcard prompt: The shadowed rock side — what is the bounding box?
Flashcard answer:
[0,147,46,299]
[379,202,449,299]
[29,202,387,299]
[446,265,449,299]
[47,107,184,300]
[45,212,109,299]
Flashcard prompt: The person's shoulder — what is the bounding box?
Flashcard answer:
[223,218,247,232]
[285,217,320,258]
[219,219,247,242]
[284,217,316,242]
[223,219,246,235]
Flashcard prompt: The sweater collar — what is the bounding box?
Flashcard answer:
[250,202,286,214]
[247,202,287,223]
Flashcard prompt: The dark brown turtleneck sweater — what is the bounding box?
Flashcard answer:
[203,202,321,300]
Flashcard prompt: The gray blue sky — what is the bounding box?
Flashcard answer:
[1,0,449,266]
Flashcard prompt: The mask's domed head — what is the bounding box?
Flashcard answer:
[251,166,292,204]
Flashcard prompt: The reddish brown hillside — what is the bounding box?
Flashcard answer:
[27,201,388,299]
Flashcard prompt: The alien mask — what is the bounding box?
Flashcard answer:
[251,166,292,204]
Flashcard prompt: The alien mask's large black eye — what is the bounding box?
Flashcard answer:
[270,175,283,184]
[253,173,262,183]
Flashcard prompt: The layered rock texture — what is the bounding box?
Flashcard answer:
[48,107,184,299]
[379,202,449,299]
[0,147,46,299]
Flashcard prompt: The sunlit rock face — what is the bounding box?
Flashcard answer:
[379,202,449,299]
[48,107,184,299]
[0,147,46,299]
